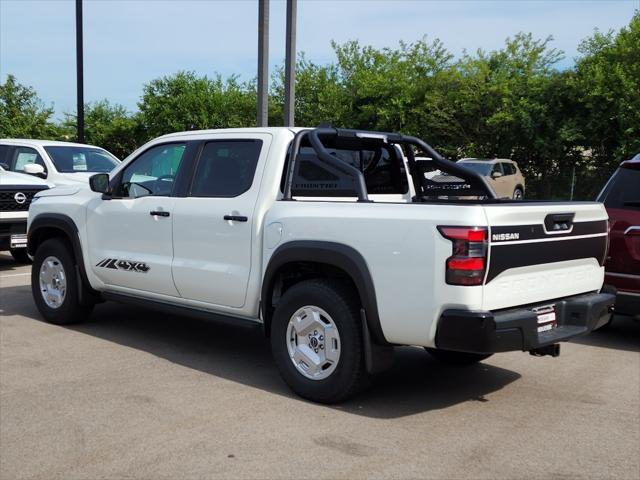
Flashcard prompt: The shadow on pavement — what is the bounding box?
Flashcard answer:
[572,315,640,353]
[2,284,521,419]
[0,251,25,273]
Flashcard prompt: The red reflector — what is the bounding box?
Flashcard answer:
[448,257,485,271]
[438,226,486,241]
[468,230,486,242]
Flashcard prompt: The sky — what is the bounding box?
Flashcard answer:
[1,0,638,119]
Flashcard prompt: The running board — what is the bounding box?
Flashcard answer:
[102,292,262,330]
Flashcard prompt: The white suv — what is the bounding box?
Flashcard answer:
[0,139,120,186]
[0,166,51,262]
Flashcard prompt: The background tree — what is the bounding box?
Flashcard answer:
[0,75,60,139]
[61,101,143,159]
[572,13,640,177]
[138,71,256,138]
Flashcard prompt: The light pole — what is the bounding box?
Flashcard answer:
[257,0,269,127]
[284,0,296,126]
[75,0,84,143]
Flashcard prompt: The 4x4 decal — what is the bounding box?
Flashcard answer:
[96,258,150,273]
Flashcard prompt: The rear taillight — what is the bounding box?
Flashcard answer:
[438,226,488,286]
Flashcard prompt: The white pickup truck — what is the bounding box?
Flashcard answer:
[27,127,614,403]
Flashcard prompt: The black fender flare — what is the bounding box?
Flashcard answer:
[261,240,388,345]
[28,213,99,302]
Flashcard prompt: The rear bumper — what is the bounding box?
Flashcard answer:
[435,292,615,354]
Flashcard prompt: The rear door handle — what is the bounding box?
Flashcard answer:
[150,211,170,217]
[224,215,248,222]
[624,226,640,236]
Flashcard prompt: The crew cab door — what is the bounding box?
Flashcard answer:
[86,142,193,297]
[171,135,270,309]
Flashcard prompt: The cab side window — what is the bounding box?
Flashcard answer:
[118,143,186,198]
[9,147,47,174]
[502,163,515,175]
[491,163,504,176]
[190,140,263,197]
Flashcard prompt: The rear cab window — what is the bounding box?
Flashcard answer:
[281,140,409,198]
[190,140,263,197]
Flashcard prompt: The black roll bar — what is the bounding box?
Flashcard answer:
[400,135,497,200]
[282,127,497,201]
[306,128,371,202]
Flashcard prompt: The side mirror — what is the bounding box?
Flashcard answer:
[491,171,503,179]
[23,163,46,178]
[89,173,111,195]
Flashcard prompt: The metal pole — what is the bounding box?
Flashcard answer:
[284,0,297,126]
[570,165,576,200]
[257,0,269,127]
[75,0,84,143]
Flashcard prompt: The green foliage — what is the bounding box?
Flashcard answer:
[61,101,143,159]
[0,75,59,138]
[138,71,256,138]
[572,13,640,172]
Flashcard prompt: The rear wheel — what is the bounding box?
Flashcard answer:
[31,238,93,325]
[270,279,369,403]
[425,348,493,365]
[10,248,32,264]
[513,188,524,200]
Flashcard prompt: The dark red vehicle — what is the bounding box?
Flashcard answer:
[597,154,640,319]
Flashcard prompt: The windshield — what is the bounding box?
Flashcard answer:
[44,146,119,173]
[457,162,492,176]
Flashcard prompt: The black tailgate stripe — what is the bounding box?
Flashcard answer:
[491,220,607,242]
[486,235,607,283]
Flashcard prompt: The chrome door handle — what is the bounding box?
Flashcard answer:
[624,226,640,236]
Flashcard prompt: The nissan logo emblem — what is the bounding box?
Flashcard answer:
[14,192,27,205]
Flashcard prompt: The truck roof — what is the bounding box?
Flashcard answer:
[0,138,103,148]
[157,127,307,140]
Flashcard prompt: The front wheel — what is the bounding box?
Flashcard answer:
[425,348,493,365]
[31,238,93,325]
[270,279,369,403]
[10,248,32,264]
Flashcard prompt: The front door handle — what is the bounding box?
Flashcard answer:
[224,215,248,222]
[150,211,170,217]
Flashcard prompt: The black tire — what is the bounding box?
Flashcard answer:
[513,188,524,200]
[31,238,93,325]
[425,348,493,365]
[270,279,369,404]
[10,248,32,264]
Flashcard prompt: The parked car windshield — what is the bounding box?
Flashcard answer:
[44,146,119,173]
[457,162,492,176]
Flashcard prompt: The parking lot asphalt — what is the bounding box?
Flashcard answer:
[1,252,639,480]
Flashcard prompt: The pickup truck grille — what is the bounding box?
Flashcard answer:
[0,187,47,212]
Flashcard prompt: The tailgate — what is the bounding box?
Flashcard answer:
[482,202,608,310]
